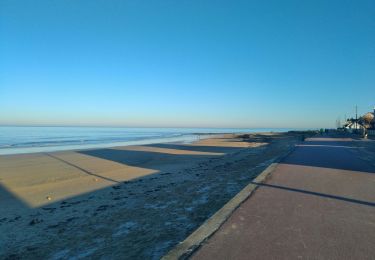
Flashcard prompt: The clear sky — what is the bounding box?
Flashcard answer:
[1,0,374,128]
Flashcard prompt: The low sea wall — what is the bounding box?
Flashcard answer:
[368,129,375,136]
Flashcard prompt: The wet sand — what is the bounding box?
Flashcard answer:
[0,133,302,259]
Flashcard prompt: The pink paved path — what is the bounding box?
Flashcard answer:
[192,137,375,260]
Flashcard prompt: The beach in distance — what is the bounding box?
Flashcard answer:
[0,126,300,155]
[0,130,306,259]
[2,0,374,258]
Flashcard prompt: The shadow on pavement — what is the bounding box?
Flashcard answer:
[251,181,375,207]
[282,139,375,173]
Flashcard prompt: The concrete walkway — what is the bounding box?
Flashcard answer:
[192,137,375,260]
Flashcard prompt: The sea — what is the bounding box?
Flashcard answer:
[0,126,299,155]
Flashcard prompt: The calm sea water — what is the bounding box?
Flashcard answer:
[0,126,297,155]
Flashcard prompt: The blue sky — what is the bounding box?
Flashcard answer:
[1,0,374,128]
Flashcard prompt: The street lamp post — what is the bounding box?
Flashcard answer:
[355,105,358,134]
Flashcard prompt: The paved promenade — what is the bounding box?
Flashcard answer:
[192,137,375,260]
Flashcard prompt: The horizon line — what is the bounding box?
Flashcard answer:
[0,124,317,130]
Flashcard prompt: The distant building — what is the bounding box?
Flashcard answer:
[365,107,375,136]
[343,119,364,133]
[343,107,375,136]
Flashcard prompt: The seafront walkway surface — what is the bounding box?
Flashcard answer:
[192,136,375,259]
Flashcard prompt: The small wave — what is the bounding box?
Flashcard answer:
[0,144,13,148]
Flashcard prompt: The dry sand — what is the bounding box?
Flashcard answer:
[0,133,302,259]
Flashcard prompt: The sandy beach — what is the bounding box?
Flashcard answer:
[1,132,303,259]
